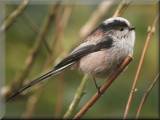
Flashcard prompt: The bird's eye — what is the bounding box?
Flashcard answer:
[120,28,124,31]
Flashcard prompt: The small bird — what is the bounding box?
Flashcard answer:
[7,17,135,101]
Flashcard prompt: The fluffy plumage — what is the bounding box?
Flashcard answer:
[7,17,135,101]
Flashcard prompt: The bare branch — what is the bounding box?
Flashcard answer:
[0,0,30,31]
[16,5,55,86]
[136,73,159,118]
[74,55,133,119]
[79,0,114,40]
[123,15,158,119]
[54,73,65,117]
[22,5,73,118]
[22,85,43,118]
[51,5,73,117]
[112,0,132,17]
[22,12,52,55]
[43,5,73,68]
[3,5,56,100]
[64,75,88,118]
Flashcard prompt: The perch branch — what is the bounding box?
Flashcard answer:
[64,75,88,118]
[0,0,30,31]
[74,55,133,119]
[136,73,159,118]
[123,15,158,119]
[63,1,131,118]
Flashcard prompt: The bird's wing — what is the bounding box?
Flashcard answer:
[7,36,113,101]
[54,35,113,70]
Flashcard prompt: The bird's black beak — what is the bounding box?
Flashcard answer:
[129,26,135,31]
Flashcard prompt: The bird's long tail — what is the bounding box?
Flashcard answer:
[6,62,74,102]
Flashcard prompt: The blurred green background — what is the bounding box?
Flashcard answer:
[4,1,159,119]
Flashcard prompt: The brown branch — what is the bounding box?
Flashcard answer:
[54,73,65,117]
[44,5,73,68]
[22,12,52,55]
[112,0,132,17]
[0,0,30,31]
[74,55,133,119]
[136,73,159,118]
[3,5,56,100]
[50,5,73,117]
[22,5,73,118]
[79,0,114,40]
[22,85,43,118]
[123,16,158,119]
[17,5,55,85]
[21,5,61,118]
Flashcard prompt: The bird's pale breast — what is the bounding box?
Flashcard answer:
[78,49,123,78]
[78,39,132,78]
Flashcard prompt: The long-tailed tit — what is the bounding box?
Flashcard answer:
[7,17,135,101]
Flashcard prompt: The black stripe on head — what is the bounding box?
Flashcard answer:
[100,19,129,31]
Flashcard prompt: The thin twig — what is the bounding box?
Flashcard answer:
[54,73,65,117]
[22,5,73,118]
[21,5,60,118]
[123,16,158,119]
[52,5,73,117]
[16,5,55,86]
[22,12,52,55]
[4,5,56,100]
[64,75,88,118]
[74,55,133,119]
[43,5,72,68]
[136,73,159,118]
[0,0,30,31]
[22,85,43,118]
[79,0,114,40]
[112,0,132,17]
